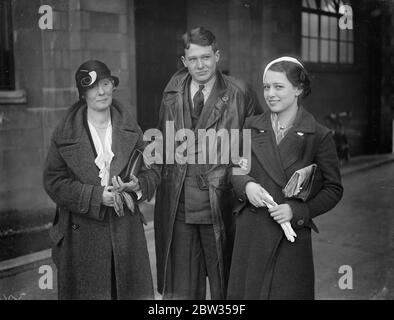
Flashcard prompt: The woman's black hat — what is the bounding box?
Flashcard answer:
[75,60,119,99]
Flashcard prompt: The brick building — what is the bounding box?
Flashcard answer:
[0,0,393,252]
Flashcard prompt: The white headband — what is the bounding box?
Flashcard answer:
[263,56,304,81]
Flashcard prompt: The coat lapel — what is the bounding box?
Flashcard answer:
[57,105,101,185]
[77,128,101,183]
[249,113,288,187]
[58,103,141,184]
[277,107,315,171]
[182,78,193,130]
[163,68,189,132]
[197,73,229,130]
[109,105,140,179]
[277,131,305,171]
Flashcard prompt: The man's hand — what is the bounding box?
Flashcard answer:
[102,186,115,207]
[245,182,276,208]
[268,204,293,224]
[112,175,141,193]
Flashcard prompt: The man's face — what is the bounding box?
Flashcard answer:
[182,44,220,84]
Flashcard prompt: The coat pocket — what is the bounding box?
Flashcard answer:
[49,224,65,246]
[49,223,65,267]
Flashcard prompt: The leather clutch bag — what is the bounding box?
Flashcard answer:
[283,164,321,201]
[124,149,144,182]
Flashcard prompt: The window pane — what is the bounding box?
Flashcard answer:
[322,0,336,13]
[302,12,309,36]
[310,14,318,37]
[348,42,354,63]
[307,0,318,9]
[321,39,329,62]
[310,39,319,62]
[329,16,338,40]
[329,40,337,63]
[340,41,347,63]
[339,28,348,41]
[327,0,337,13]
[321,15,329,38]
[301,1,354,65]
[348,29,354,41]
[302,38,309,61]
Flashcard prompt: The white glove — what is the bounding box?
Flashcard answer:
[261,192,297,243]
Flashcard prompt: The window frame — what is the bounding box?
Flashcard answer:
[0,0,15,91]
[301,0,355,65]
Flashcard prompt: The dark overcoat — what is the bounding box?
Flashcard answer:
[227,107,343,300]
[154,68,261,297]
[43,100,160,300]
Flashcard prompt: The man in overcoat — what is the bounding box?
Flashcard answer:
[154,27,262,299]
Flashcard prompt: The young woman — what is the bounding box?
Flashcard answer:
[43,60,160,299]
[227,57,343,300]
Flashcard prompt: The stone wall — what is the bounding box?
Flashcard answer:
[0,0,137,228]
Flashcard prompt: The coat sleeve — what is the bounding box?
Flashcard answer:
[137,95,167,201]
[244,83,263,118]
[43,129,106,221]
[287,131,343,228]
[229,116,258,213]
[231,174,256,203]
[135,132,162,202]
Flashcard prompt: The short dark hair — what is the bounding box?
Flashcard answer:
[182,27,218,52]
[268,60,311,100]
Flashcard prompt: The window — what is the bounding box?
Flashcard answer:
[0,0,15,90]
[302,0,354,64]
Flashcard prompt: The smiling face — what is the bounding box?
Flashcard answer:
[263,70,302,114]
[181,43,220,84]
[84,78,114,112]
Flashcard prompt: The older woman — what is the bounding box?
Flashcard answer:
[227,57,343,300]
[43,60,160,300]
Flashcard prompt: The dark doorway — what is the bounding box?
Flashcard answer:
[135,0,187,130]
[0,0,15,90]
[366,10,382,154]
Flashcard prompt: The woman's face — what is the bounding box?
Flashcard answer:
[263,70,302,114]
[84,78,114,111]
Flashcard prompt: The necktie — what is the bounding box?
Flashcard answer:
[193,84,205,118]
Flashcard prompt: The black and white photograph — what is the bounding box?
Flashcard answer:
[0,0,394,305]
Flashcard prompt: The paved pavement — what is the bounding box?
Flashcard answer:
[1,154,394,300]
[314,159,394,299]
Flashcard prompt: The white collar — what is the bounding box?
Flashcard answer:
[190,75,216,94]
[87,120,114,186]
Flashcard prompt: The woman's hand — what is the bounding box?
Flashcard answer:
[268,204,293,224]
[245,182,276,208]
[102,186,115,207]
[112,175,141,193]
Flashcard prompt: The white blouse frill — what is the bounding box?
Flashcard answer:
[87,120,114,187]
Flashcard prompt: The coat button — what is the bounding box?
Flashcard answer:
[238,197,244,203]
[71,224,79,230]
[297,219,304,226]
[250,207,256,213]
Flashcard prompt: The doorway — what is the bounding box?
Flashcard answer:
[134,0,187,130]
